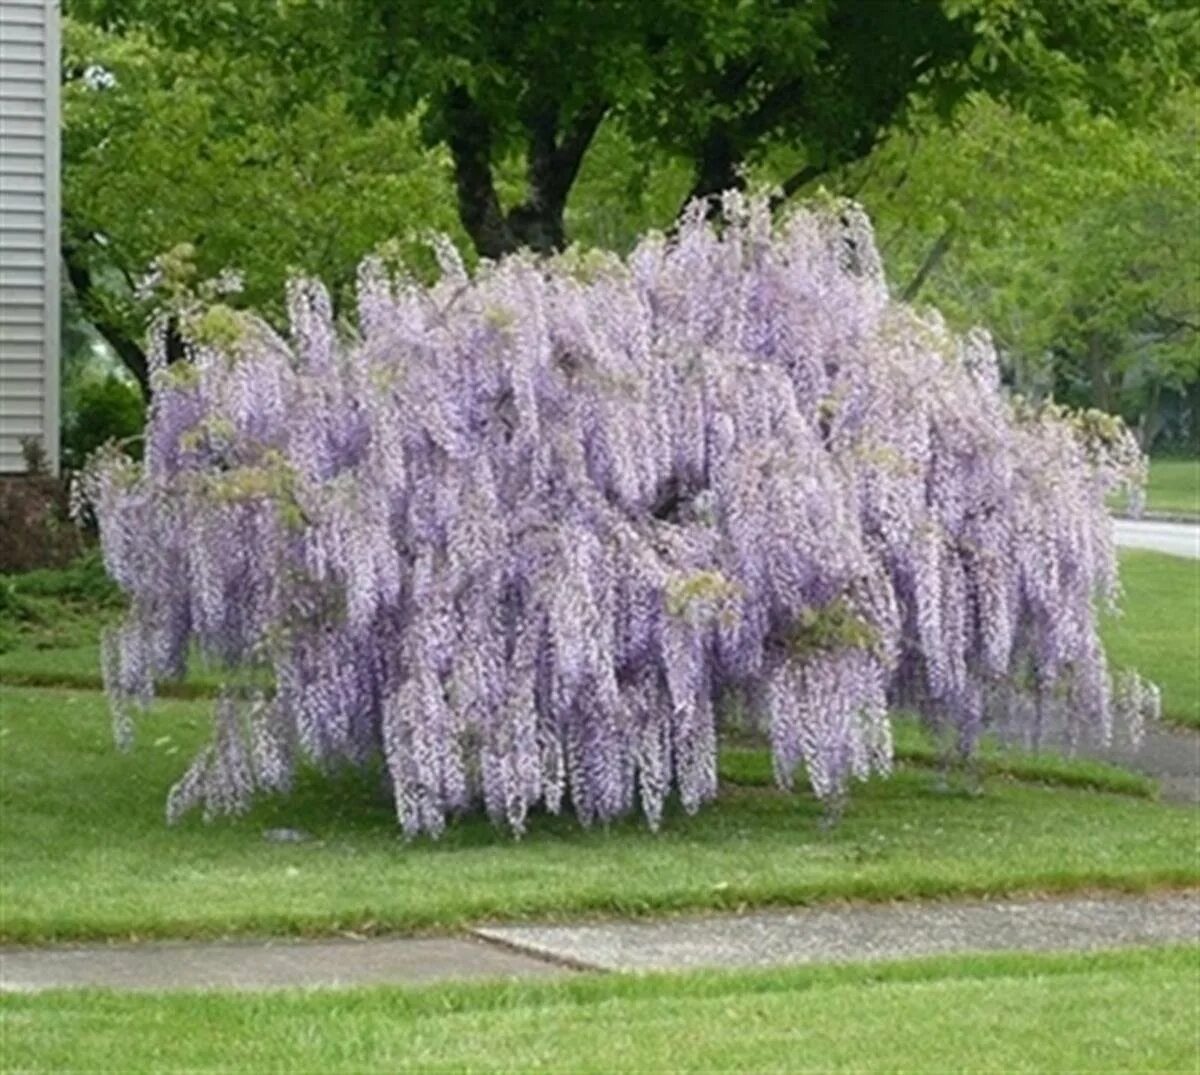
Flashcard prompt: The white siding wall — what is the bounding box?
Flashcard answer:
[0,0,58,474]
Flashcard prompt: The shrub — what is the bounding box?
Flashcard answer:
[0,550,123,654]
[62,372,146,473]
[81,195,1153,834]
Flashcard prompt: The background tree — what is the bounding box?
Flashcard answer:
[61,0,1198,445]
[69,0,1196,259]
[850,89,1199,449]
[62,18,463,396]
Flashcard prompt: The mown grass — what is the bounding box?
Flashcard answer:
[1147,458,1199,517]
[0,686,1194,945]
[1111,458,1200,518]
[725,723,1157,799]
[1101,550,1200,729]
[3,946,1197,1073]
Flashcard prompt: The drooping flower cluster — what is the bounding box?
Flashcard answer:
[83,194,1152,835]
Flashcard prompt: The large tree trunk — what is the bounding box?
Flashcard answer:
[445,88,605,259]
[445,87,516,259]
[1137,379,1164,452]
[62,241,152,398]
[681,128,745,214]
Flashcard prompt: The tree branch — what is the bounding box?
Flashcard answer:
[507,101,608,253]
[546,102,608,208]
[444,86,515,259]
[900,228,954,303]
[61,233,151,398]
[777,161,826,201]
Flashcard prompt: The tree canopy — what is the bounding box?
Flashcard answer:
[62,17,463,394]
[61,0,1198,445]
[69,0,1197,258]
[853,89,1199,447]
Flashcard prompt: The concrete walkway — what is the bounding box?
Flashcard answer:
[3,892,1197,993]
[1114,518,1200,559]
[0,935,566,993]
[480,892,1200,973]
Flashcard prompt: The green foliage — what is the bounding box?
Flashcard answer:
[565,122,693,254]
[62,0,1198,429]
[785,599,879,657]
[2,550,121,606]
[850,89,1199,445]
[62,16,463,373]
[68,1,1196,251]
[61,373,145,472]
[665,571,741,622]
[0,552,123,655]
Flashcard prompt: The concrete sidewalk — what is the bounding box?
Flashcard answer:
[3,891,1197,993]
[0,935,567,994]
[478,892,1200,973]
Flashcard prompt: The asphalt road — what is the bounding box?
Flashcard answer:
[1114,518,1200,559]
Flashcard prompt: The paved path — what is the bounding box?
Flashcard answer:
[3,892,1197,992]
[1114,518,1200,559]
[0,935,566,994]
[479,892,1200,973]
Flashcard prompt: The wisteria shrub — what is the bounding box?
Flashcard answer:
[80,194,1154,836]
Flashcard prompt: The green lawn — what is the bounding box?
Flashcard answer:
[1147,458,1200,517]
[0,686,1194,945]
[3,947,1197,1073]
[1112,458,1200,518]
[1102,550,1200,728]
[0,641,223,696]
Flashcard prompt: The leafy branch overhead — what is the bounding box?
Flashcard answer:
[68,0,1196,259]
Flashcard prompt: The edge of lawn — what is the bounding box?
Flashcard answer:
[1,690,1189,946]
[3,872,1198,948]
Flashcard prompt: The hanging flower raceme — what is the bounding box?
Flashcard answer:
[81,194,1152,835]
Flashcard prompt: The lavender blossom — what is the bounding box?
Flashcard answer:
[84,195,1150,834]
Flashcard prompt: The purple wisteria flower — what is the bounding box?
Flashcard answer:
[81,193,1152,834]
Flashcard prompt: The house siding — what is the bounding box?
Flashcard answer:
[0,0,58,474]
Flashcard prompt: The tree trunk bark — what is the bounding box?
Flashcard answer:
[901,228,954,302]
[444,87,516,259]
[680,128,744,215]
[445,90,605,259]
[1137,379,1163,452]
[1086,331,1115,415]
[62,242,152,398]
